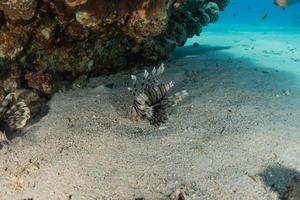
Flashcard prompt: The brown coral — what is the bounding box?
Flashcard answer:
[0,27,28,59]
[0,0,37,21]
[0,63,21,92]
[16,89,42,117]
[25,71,53,95]
[0,0,229,84]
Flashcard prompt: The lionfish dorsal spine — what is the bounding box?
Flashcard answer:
[144,70,149,79]
[152,67,157,75]
[128,63,166,97]
[131,75,137,82]
[156,63,165,76]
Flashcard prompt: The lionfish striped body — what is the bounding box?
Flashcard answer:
[0,93,31,148]
[128,63,187,125]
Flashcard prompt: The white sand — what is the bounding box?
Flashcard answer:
[0,28,300,200]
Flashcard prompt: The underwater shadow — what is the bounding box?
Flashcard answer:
[170,43,300,91]
[172,45,233,60]
[258,165,300,200]
[162,43,300,134]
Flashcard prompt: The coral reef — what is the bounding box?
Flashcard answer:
[0,0,228,118]
[0,0,228,132]
[25,71,53,95]
[0,61,42,118]
[0,92,31,148]
[0,0,228,79]
[0,93,31,129]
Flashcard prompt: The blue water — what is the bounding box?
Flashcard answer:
[218,0,300,27]
[183,0,300,91]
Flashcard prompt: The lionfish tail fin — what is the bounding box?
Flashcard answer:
[0,93,31,129]
[167,90,188,107]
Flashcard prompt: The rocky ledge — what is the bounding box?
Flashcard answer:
[0,0,228,117]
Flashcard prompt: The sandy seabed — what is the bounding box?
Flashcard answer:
[0,27,300,200]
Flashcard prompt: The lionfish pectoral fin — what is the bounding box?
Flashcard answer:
[167,90,188,106]
[148,99,169,126]
[144,106,153,119]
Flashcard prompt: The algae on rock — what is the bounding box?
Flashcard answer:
[0,0,229,91]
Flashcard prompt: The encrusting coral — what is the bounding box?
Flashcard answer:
[0,0,228,131]
[25,71,54,95]
[0,0,229,80]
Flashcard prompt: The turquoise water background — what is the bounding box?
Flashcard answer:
[184,1,300,90]
[218,0,300,27]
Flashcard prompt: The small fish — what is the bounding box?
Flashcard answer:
[128,63,188,126]
[261,14,268,20]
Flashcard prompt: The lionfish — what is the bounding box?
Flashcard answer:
[0,93,30,149]
[128,63,188,126]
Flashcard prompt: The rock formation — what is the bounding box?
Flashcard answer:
[0,0,228,102]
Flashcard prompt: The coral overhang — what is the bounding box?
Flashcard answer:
[0,0,229,96]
